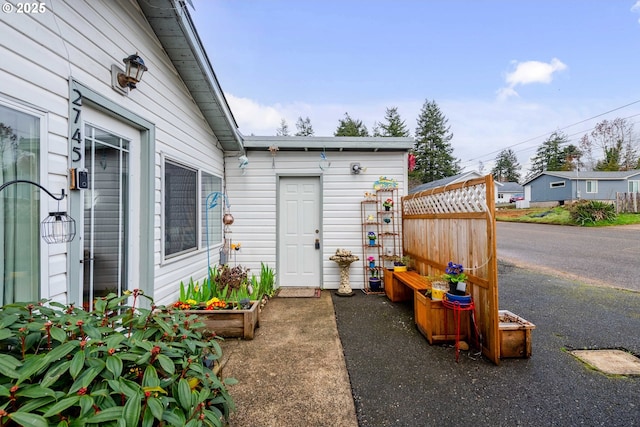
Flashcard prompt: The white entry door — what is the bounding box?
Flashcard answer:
[278,176,321,287]
[81,108,140,310]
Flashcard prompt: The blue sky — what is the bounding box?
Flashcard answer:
[191,1,640,173]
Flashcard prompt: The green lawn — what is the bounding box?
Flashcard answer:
[495,206,640,226]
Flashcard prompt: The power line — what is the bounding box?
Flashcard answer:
[460,99,640,167]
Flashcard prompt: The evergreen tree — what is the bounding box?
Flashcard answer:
[276,118,290,136]
[491,149,521,182]
[376,107,410,137]
[334,113,369,136]
[595,141,623,171]
[527,131,577,179]
[413,99,460,183]
[294,116,314,136]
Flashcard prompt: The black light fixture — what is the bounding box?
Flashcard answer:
[0,180,76,244]
[117,53,148,90]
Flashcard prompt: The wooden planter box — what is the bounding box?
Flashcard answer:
[384,269,413,302]
[182,300,260,340]
[499,310,535,358]
[414,290,469,344]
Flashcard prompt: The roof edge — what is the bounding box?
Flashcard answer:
[242,136,414,151]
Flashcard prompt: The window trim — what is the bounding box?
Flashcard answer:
[585,180,598,194]
[550,181,565,188]
[162,156,224,263]
[629,180,640,193]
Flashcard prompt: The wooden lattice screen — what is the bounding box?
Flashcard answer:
[402,174,500,364]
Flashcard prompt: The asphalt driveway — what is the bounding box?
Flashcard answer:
[497,222,640,291]
[332,260,640,426]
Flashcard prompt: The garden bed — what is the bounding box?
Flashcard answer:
[499,310,536,358]
[182,300,260,339]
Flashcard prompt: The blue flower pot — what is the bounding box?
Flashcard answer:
[445,292,471,304]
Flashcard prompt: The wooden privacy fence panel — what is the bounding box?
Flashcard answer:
[402,175,500,364]
[616,192,640,213]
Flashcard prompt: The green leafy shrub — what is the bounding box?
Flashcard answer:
[569,200,617,225]
[0,290,235,427]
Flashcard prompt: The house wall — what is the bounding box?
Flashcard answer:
[528,175,573,202]
[1,0,225,305]
[224,150,407,289]
[575,177,638,201]
[527,173,640,203]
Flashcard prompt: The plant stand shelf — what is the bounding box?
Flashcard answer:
[361,188,401,294]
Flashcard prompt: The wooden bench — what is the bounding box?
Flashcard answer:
[384,269,430,302]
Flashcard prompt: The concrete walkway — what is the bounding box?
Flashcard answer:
[219,292,358,427]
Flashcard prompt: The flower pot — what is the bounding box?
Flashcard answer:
[393,264,407,272]
[448,281,467,295]
[384,206,391,211]
[369,261,375,268]
[369,277,382,291]
[445,292,472,304]
[369,240,376,246]
[431,281,448,301]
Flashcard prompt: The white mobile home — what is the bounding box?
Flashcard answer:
[1,0,411,308]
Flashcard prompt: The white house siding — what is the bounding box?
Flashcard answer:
[225,149,407,289]
[1,0,225,306]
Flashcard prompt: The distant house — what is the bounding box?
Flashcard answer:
[409,171,510,204]
[523,170,640,204]
[496,182,524,204]
[409,171,484,194]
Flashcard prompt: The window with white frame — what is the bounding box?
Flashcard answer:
[164,160,197,257]
[586,180,598,194]
[629,180,639,193]
[201,172,222,248]
[550,181,565,188]
[0,102,41,304]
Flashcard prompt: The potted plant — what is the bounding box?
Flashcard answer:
[369,269,382,291]
[442,261,469,297]
[393,255,411,272]
[383,198,394,211]
[367,231,377,246]
[367,256,376,268]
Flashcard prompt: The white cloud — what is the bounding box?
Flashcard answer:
[498,58,567,99]
[633,1,640,23]
[225,94,283,135]
[226,93,405,137]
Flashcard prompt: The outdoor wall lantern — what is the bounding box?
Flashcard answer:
[0,180,76,244]
[351,162,362,174]
[116,53,148,90]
